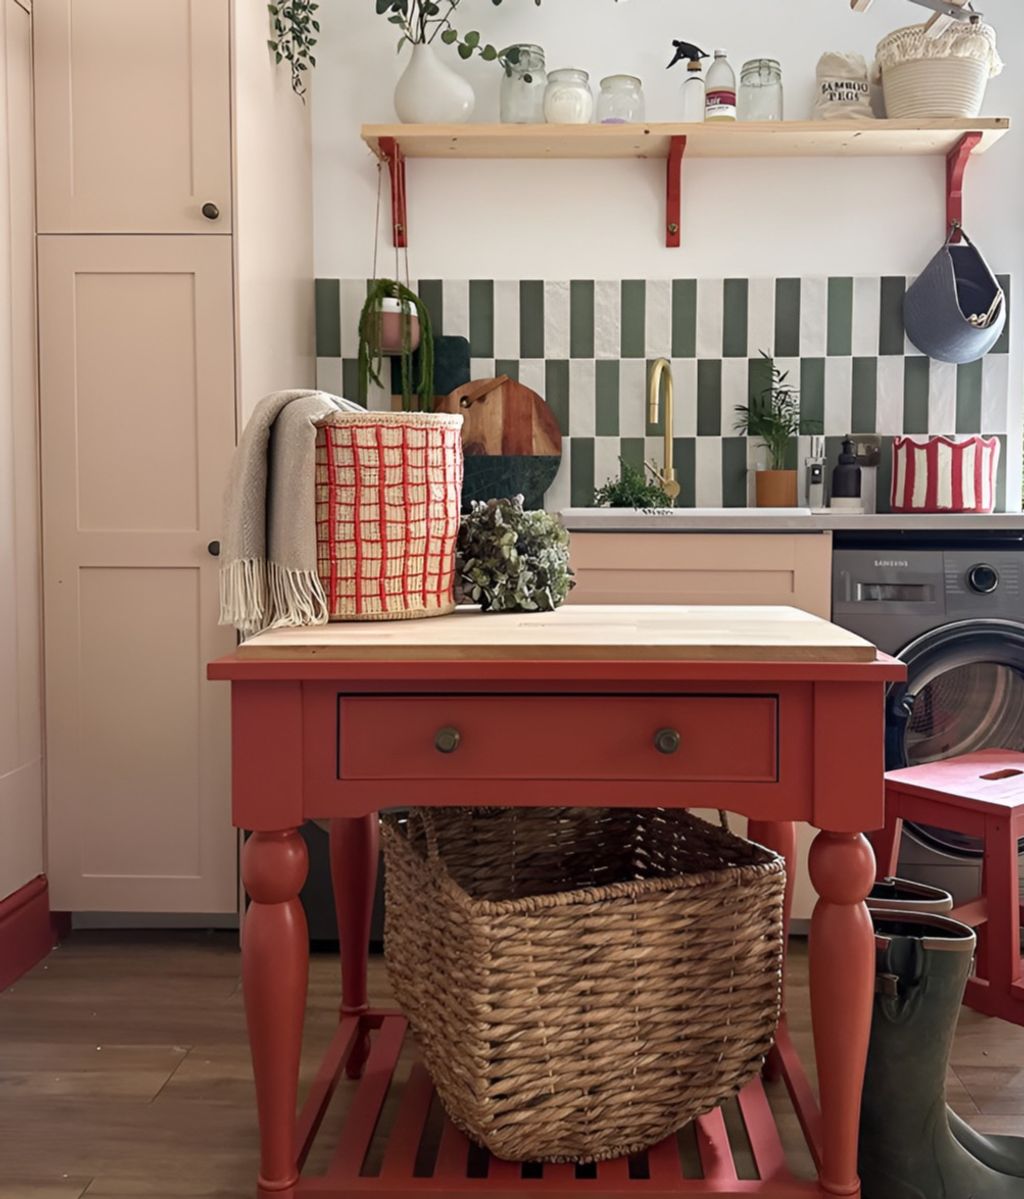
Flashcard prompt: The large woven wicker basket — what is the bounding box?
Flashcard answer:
[315,411,463,621]
[382,807,786,1164]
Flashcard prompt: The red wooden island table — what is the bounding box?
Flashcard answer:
[208,604,904,1199]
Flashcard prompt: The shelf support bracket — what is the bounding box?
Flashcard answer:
[379,137,408,249]
[666,135,686,248]
[946,131,981,244]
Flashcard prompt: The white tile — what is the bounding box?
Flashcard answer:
[493,280,520,359]
[695,438,723,507]
[442,280,470,339]
[852,277,881,357]
[720,358,748,439]
[569,359,597,437]
[594,437,622,491]
[546,441,571,512]
[645,279,672,358]
[927,360,957,434]
[340,279,367,357]
[800,276,828,358]
[366,380,391,412]
[824,357,853,436]
[470,358,496,381]
[875,356,906,435]
[747,277,775,359]
[618,359,647,437]
[518,358,546,396]
[544,281,570,359]
[594,280,621,359]
[697,278,724,359]
[316,356,343,396]
[982,353,1011,434]
[670,359,698,438]
[747,440,769,506]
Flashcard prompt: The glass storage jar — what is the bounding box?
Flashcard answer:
[596,74,645,124]
[738,58,783,121]
[543,68,594,124]
[500,44,547,124]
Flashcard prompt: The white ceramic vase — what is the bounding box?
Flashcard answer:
[394,43,475,124]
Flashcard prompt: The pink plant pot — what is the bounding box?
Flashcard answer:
[375,297,421,356]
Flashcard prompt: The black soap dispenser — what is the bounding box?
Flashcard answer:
[830,437,863,512]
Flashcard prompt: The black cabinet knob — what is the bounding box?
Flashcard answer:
[434,727,461,754]
[654,728,681,755]
[201,202,220,220]
[207,540,221,557]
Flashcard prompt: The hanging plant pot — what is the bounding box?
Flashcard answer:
[358,280,435,412]
[373,296,422,357]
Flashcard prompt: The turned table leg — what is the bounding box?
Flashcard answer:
[243,829,309,1196]
[330,814,379,1078]
[809,830,876,1198]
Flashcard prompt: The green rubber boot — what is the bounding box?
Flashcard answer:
[859,912,1024,1199]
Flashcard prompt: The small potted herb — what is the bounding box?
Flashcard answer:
[458,496,574,613]
[734,354,804,508]
[357,279,435,412]
[594,460,673,509]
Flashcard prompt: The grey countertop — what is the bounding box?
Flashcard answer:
[560,507,1024,533]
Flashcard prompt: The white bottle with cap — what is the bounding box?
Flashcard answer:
[705,49,737,122]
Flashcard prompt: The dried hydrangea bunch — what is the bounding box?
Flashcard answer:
[458,496,574,613]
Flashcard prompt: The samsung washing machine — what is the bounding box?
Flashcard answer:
[832,529,1024,903]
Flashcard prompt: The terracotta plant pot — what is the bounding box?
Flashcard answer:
[374,297,421,356]
[755,469,798,508]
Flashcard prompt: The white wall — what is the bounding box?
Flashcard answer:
[313,0,1023,504]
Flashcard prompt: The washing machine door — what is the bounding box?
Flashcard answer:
[887,620,1024,857]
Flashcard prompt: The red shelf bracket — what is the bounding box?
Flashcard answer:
[378,136,408,249]
[666,135,687,248]
[946,131,982,244]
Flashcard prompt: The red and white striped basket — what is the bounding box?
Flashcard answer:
[315,411,464,621]
[890,434,1000,514]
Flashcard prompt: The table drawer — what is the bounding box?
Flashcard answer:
[338,695,778,782]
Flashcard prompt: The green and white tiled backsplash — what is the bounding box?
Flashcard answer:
[314,276,1013,512]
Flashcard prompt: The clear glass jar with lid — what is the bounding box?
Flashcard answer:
[596,74,645,124]
[738,58,783,121]
[543,68,594,124]
[500,44,548,124]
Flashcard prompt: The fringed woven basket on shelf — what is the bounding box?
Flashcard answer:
[875,22,1002,119]
[382,806,786,1165]
[314,411,463,621]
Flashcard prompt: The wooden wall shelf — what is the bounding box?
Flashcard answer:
[360,118,1010,248]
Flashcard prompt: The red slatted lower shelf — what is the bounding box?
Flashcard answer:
[295,1011,824,1198]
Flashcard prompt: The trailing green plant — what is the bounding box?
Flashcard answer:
[458,496,574,613]
[357,280,435,412]
[593,460,673,509]
[734,352,805,470]
[376,0,542,72]
[268,1,319,99]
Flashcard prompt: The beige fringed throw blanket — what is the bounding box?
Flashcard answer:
[219,389,365,636]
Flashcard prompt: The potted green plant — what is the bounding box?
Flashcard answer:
[594,460,674,509]
[734,354,803,508]
[357,279,435,412]
[458,496,574,613]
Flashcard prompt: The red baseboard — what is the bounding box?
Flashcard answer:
[0,876,69,990]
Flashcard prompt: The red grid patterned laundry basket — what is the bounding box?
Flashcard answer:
[315,411,463,621]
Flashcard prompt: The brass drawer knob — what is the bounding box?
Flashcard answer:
[654,728,681,755]
[434,727,461,754]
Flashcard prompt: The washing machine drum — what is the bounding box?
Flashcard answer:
[887,620,1024,857]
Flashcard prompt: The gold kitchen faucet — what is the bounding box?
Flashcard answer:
[647,357,681,504]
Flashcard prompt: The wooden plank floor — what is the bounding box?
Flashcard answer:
[1,933,1022,1198]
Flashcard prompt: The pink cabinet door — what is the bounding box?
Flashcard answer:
[38,235,238,912]
[33,0,231,233]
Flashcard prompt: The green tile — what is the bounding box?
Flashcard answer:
[723,279,749,358]
[672,279,697,358]
[992,275,1011,354]
[673,438,696,508]
[748,355,774,409]
[495,359,520,382]
[799,358,825,434]
[782,437,799,470]
[595,361,620,436]
[903,357,929,434]
[570,280,595,359]
[851,358,877,433]
[468,280,494,357]
[722,438,748,508]
[545,360,570,435]
[827,277,853,357]
[519,281,545,358]
[876,436,894,513]
[697,360,722,436]
[774,278,801,358]
[342,358,360,402]
[315,279,341,357]
[620,280,646,359]
[570,438,595,508]
[619,437,646,473]
[417,279,444,331]
[879,277,906,356]
[956,359,983,433]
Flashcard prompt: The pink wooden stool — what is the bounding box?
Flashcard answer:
[872,749,1024,1025]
